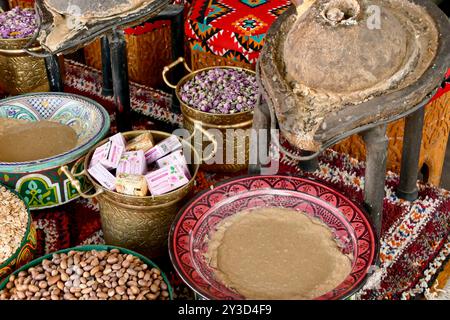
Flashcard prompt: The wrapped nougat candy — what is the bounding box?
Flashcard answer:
[90,141,124,170]
[109,132,126,148]
[126,132,154,153]
[156,150,191,179]
[116,173,148,197]
[88,163,116,191]
[117,150,147,175]
[144,135,182,164]
[145,164,189,196]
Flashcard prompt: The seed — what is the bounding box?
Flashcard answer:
[63,293,74,300]
[28,285,39,293]
[138,280,147,287]
[60,272,69,282]
[38,281,48,289]
[35,274,46,281]
[97,292,108,299]
[81,288,92,295]
[150,284,158,293]
[115,286,125,295]
[17,291,26,299]
[48,275,60,286]
[112,264,121,270]
[0,249,166,301]
[127,268,137,276]
[57,281,64,291]
[130,286,140,295]
[107,256,118,264]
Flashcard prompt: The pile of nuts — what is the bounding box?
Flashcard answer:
[0,249,170,300]
[0,186,28,265]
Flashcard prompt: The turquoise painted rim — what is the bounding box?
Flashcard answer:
[0,245,174,300]
[0,183,32,271]
[0,92,110,173]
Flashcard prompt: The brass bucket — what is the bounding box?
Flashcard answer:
[0,37,49,95]
[163,57,254,173]
[61,131,200,259]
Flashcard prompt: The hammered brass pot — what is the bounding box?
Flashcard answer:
[61,131,200,259]
[163,57,254,173]
[0,37,49,95]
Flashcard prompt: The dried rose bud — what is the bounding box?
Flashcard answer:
[179,68,258,114]
[0,7,37,40]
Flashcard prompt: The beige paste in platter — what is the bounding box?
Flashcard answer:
[205,207,352,300]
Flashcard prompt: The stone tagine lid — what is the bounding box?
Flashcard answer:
[34,0,169,53]
[259,0,450,151]
[44,0,151,19]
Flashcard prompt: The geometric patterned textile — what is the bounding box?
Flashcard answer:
[186,0,291,64]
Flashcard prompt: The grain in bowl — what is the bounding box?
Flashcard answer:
[0,186,28,265]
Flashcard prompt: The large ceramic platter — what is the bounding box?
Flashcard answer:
[169,175,377,300]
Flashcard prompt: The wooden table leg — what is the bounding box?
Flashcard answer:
[397,107,425,201]
[248,100,271,175]
[361,124,389,249]
[108,29,132,132]
[44,55,64,92]
[298,151,319,172]
[101,36,114,97]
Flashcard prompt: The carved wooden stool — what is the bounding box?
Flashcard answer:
[333,81,450,186]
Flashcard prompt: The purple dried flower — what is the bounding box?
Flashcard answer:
[0,7,37,40]
[179,67,258,114]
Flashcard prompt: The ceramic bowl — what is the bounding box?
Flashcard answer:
[0,183,37,283]
[0,244,173,300]
[0,92,110,209]
[169,175,377,300]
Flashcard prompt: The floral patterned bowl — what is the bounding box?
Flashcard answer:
[0,93,110,209]
[169,175,377,300]
[0,183,37,283]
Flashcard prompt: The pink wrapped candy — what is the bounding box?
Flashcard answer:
[88,163,116,191]
[90,141,124,170]
[144,135,182,164]
[145,164,189,196]
[156,150,191,179]
[116,150,147,176]
[109,133,126,148]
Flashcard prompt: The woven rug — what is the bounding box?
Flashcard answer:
[26,60,450,300]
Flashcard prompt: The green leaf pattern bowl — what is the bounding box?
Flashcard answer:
[0,93,110,209]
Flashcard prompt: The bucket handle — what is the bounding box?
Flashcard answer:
[186,121,218,162]
[61,157,104,199]
[162,57,192,89]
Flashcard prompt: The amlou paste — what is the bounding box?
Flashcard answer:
[206,207,352,300]
[0,119,78,162]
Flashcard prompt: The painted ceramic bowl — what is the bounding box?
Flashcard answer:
[169,175,377,300]
[0,244,173,300]
[0,93,110,209]
[0,183,37,284]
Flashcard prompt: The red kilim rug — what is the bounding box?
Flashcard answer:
[27,60,450,300]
